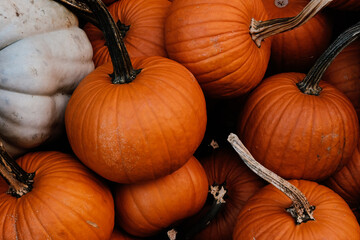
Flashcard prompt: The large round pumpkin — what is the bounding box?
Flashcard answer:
[84,0,171,67]
[114,156,208,237]
[233,179,360,239]
[0,151,115,239]
[164,0,271,98]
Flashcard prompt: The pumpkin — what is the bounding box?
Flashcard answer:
[325,139,360,208]
[114,156,209,237]
[110,228,140,240]
[262,0,333,74]
[228,133,360,240]
[0,148,115,239]
[83,0,171,67]
[164,0,334,98]
[0,0,94,157]
[323,39,360,119]
[65,0,207,183]
[193,147,265,240]
[237,21,360,181]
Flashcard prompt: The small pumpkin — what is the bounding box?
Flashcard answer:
[194,147,265,240]
[237,20,360,180]
[0,0,94,157]
[65,0,207,183]
[0,147,115,239]
[228,133,360,240]
[83,0,171,67]
[114,156,209,237]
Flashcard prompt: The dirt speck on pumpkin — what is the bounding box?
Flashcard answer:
[86,220,99,228]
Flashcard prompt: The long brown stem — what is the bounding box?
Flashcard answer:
[85,0,141,84]
[0,143,34,198]
[227,133,315,224]
[250,0,332,47]
[297,20,360,95]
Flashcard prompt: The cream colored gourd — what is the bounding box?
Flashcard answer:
[0,0,94,157]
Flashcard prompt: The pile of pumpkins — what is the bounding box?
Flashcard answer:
[0,0,359,239]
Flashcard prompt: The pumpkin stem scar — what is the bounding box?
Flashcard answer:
[250,0,333,48]
[297,20,360,95]
[0,143,35,198]
[227,133,315,224]
[85,0,141,84]
[161,182,227,240]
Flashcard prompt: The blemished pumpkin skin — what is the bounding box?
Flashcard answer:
[0,0,94,157]
[164,0,271,98]
[237,73,359,181]
[194,147,265,240]
[114,156,209,237]
[0,151,115,240]
[83,0,171,67]
[323,40,360,119]
[65,56,207,183]
[262,0,333,74]
[325,140,360,208]
[233,180,360,240]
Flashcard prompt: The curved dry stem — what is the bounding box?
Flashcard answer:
[250,0,333,47]
[227,133,315,224]
[0,143,34,198]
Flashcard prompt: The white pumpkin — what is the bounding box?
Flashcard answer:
[0,0,94,157]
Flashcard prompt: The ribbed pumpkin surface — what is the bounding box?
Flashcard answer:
[84,0,171,67]
[0,151,114,240]
[233,180,360,240]
[237,72,359,180]
[114,156,208,237]
[165,0,271,98]
[65,56,207,183]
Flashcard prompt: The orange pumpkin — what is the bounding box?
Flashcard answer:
[194,147,265,240]
[237,21,360,180]
[325,139,360,208]
[84,0,171,67]
[233,179,360,239]
[323,39,360,119]
[114,156,208,237]
[0,150,114,239]
[65,0,207,183]
[262,0,333,73]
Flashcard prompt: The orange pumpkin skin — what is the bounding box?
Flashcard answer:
[237,73,359,180]
[0,151,114,240]
[65,56,207,183]
[233,180,360,240]
[262,0,333,74]
[323,40,360,119]
[194,148,265,240]
[165,0,271,98]
[325,141,360,208]
[110,228,139,240]
[114,156,208,237]
[84,0,171,67]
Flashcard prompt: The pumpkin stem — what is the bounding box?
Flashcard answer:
[297,20,360,95]
[52,0,100,28]
[250,0,332,47]
[227,133,315,224]
[160,182,227,240]
[85,0,141,84]
[0,143,34,198]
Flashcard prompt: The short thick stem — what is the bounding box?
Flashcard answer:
[297,20,360,95]
[227,133,315,224]
[250,0,333,47]
[0,143,34,198]
[85,0,141,84]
